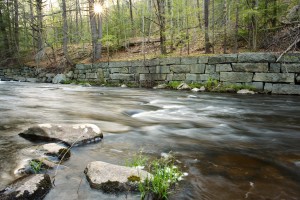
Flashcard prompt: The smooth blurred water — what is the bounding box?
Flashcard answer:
[0,81,300,200]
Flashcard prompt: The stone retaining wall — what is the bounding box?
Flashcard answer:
[1,53,300,95]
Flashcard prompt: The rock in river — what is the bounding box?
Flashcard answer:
[19,124,103,147]
[84,161,151,193]
[0,174,52,200]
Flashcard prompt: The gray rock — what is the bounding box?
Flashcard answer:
[84,161,151,192]
[246,82,264,91]
[156,66,170,73]
[238,53,276,63]
[181,57,198,65]
[237,89,255,94]
[296,75,300,83]
[198,56,209,64]
[26,78,37,83]
[278,53,300,63]
[216,64,232,72]
[220,72,253,82]
[190,64,206,73]
[110,74,134,81]
[109,61,131,68]
[52,74,67,84]
[66,71,74,79]
[199,86,206,92]
[129,66,149,74]
[0,174,52,200]
[169,73,186,81]
[269,63,281,73]
[191,88,201,92]
[140,74,166,81]
[272,84,300,95]
[154,83,167,89]
[232,63,268,72]
[110,67,129,74]
[264,83,273,93]
[253,73,294,83]
[281,64,300,73]
[170,65,190,73]
[19,124,103,147]
[205,65,216,74]
[177,83,190,90]
[186,74,201,82]
[160,57,181,65]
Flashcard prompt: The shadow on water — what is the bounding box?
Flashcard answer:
[0,81,300,199]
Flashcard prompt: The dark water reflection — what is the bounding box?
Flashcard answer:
[0,81,300,200]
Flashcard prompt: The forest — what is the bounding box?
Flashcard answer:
[0,0,299,69]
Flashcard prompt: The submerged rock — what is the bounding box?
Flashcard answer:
[15,143,70,175]
[84,161,151,193]
[19,124,103,147]
[0,174,52,200]
[237,89,255,94]
[177,83,191,90]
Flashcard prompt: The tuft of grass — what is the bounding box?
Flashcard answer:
[127,152,184,200]
[29,159,44,174]
[126,151,149,168]
[166,81,182,89]
[188,82,204,89]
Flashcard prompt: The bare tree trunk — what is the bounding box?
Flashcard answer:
[234,0,239,53]
[157,0,167,54]
[29,0,35,51]
[223,0,227,54]
[167,0,174,53]
[36,0,43,51]
[13,0,19,52]
[0,7,10,57]
[62,0,73,65]
[129,0,134,35]
[204,0,211,53]
[196,0,202,30]
[185,0,190,55]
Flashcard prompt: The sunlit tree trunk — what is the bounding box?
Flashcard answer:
[223,0,227,54]
[88,0,102,61]
[129,0,134,35]
[234,0,239,53]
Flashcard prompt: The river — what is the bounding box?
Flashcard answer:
[0,81,300,200]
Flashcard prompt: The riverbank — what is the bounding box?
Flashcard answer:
[1,52,300,95]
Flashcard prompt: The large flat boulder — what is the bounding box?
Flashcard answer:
[0,174,52,200]
[84,161,151,193]
[19,124,103,146]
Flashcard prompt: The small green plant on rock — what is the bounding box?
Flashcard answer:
[140,159,182,200]
[29,159,44,174]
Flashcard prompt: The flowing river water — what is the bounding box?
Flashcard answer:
[0,81,300,200]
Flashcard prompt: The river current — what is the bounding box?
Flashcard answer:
[0,81,300,200]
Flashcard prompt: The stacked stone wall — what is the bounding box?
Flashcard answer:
[1,52,300,94]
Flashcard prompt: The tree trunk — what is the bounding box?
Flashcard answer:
[204,0,211,53]
[0,7,10,57]
[129,0,134,35]
[36,0,43,51]
[223,0,227,54]
[196,0,202,29]
[29,0,35,51]
[157,0,167,54]
[234,0,239,53]
[167,0,174,53]
[13,0,19,52]
[62,0,73,65]
[88,0,102,61]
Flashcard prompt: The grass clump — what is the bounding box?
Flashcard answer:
[126,151,149,168]
[139,159,183,200]
[29,159,44,174]
[127,152,184,200]
[166,81,182,89]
